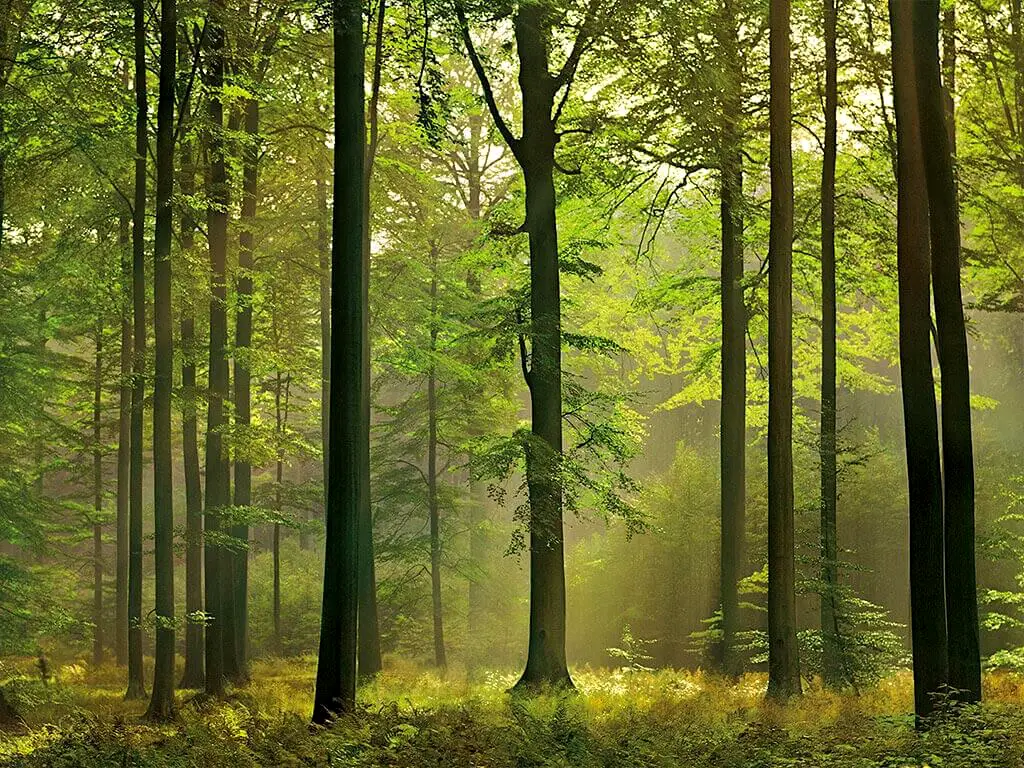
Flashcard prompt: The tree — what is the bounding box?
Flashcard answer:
[717,0,747,678]
[126,0,147,701]
[913,0,981,704]
[145,0,177,721]
[455,0,604,690]
[204,0,231,699]
[889,0,947,720]
[311,0,365,723]
[819,0,841,688]
[766,0,801,700]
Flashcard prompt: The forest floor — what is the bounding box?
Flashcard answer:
[0,658,1023,767]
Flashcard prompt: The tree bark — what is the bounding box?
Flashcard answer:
[146,0,177,720]
[766,0,801,700]
[231,93,258,686]
[512,1,572,690]
[115,208,130,668]
[819,0,842,689]
[178,118,205,691]
[913,0,980,704]
[126,0,147,701]
[428,243,446,669]
[92,324,104,668]
[356,0,387,680]
[717,0,746,678]
[312,0,364,723]
[315,170,329,553]
[203,0,230,699]
[889,0,948,720]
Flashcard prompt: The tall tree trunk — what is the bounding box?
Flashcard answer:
[356,0,388,680]
[146,0,177,720]
[889,0,948,720]
[427,244,446,669]
[178,122,205,691]
[766,0,801,700]
[272,371,287,653]
[126,0,147,701]
[312,0,364,723]
[717,0,746,678]
[512,1,572,690]
[203,0,230,699]
[819,0,842,689]
[92,323,104,668]
[116,208,130,668]
[315,170,329,553]
[231,93,259,686]
[913,0,980,704]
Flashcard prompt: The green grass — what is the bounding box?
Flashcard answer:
[2,658,1024,766]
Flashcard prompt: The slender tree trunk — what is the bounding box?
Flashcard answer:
[913,0,980,704]
[819,0,842,689]
[312,0,364,723]
[427,244,446,669]
[512,2,572,690]
[93,324,104,668]
[273,371,283,653]
[315,171,329,553]
[116,208,130,668]
[766,0,801,700]
[356,0,388,680]
[178,126,205,690]
[231,94,259,686]
[126,0,147,701]
[717,0,746,678]
[146,0,177,719]
[203,0,230,698]
[889,0,948,720]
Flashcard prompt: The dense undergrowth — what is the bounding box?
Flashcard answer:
[1,659,1024,767]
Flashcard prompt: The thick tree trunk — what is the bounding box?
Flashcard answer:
[889,0,948,720]
[512,2,572,691]
[766,0,801,701]
[126,0,147,701]
[203,0,230,699]
[178,130,205,691]
[115,209,130,668]
[92,325,104,668]
[428,246,446,669]
[231,94,259,686]
[146,0,177,720]
[913,0,980,704]
[819,0,842,689]
[717,0,746,678]
[312,0,364,723]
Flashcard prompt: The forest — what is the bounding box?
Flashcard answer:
[1,0,1024,764]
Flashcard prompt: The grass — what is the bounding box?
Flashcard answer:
[1,658,1023,766]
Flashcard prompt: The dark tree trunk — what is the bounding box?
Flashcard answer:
[231,94,258,686]
[126,0,147,701]
[356,0,387,680]
[512,1,572,691]
[178,125,205,691]
[766,0,801,700]
[203,0,230,699]
[913,0,980,704]
[819,0,842,689]
[146,0,177,720]
[312,0,364,723]
[717,0,746,678]
[889,0,948,720]
[116,208,130,668]
[92,324,104,668]
[427,244,446,669]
